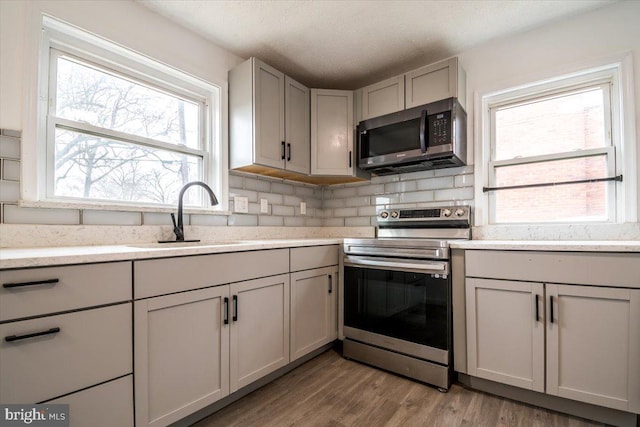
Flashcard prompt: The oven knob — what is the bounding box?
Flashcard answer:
[455,208,466,217]
[380,211,389,219]
[442,208,452,217]
[391,211,399,218]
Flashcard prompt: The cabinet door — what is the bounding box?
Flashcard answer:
[311,89,354,176]
[254,58,285,169]
[284,76,310,174]
[546,284,640,412]
[405,57,463,109]
[466,278,545,392]
[229,274,290,392]
[134,287,230,427]
[360,75,405,120]
[290,266,338,361]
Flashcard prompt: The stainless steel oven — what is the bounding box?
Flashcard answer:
[342,206,470,391]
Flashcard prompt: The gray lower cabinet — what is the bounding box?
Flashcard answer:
[290,266,338,361]
[465,250,640,414]
[0,262,134,427]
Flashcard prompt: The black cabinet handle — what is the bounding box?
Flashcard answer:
[287,143,291,161]
[281,141,286,160]
[535,294,539,322]
[3,278,59,289]
[232,295,238,322]
[5,327,60,342]
[549,296,554,324]
[328,274,333,294]
[223,297,229,325]
[348,151,352,168]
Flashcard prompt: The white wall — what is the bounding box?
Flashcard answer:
[0,0,242,130]
[457,0,640,225]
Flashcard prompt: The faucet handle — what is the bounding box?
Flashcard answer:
[170,213,184,241]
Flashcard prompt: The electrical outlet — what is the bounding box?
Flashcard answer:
[234,196,249,213]
[260,198,269,214]
[300,202,307,215]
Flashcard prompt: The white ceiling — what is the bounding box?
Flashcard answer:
[137,0,616,89]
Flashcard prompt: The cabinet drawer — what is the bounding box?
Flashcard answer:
[290,245,339,272]
[45,375,133,427]
[0,262,132,321]
[0,303,132,403]
[134,249,289,299]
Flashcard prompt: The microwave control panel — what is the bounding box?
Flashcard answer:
[428,110,452,146]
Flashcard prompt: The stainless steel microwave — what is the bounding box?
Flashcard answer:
[357,97,466,175]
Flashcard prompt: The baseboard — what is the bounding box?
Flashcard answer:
[457,373,639,427]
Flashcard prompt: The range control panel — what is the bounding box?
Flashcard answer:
[377,206,470,223]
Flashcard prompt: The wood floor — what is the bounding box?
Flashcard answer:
[194,349,603,427]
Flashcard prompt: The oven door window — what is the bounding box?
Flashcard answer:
[344,266,449,350]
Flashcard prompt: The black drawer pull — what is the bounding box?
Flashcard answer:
[328,274,333,294]
[223,297,229,325]
[535,294,539,322]
[5,327,61,342]
[549,296,554,324]
[3,278,59,289]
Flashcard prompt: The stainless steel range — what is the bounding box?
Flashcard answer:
[342,205,470,391]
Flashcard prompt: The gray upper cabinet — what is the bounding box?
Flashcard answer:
[405,57,466,111]
[230,58,310,175]
[360,75,405,121]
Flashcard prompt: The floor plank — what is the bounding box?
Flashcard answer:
[193,349,604,427]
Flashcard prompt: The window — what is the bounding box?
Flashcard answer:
[481,65,631,225]
[37,17,223,209]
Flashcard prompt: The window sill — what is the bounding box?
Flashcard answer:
[18,200,231,216]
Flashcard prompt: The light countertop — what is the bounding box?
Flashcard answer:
[0,239,343,269]
[450,240,640,252]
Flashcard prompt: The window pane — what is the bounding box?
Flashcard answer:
[54,128,202,205]
[494,88,606,161]
[494,157,608,223]
[55,57,200,149]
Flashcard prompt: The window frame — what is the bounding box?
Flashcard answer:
[476,60,636,228]
[30,16,227,211]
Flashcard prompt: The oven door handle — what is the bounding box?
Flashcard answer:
[344,255,448,275]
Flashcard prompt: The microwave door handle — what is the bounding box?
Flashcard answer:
[419,109,428,153]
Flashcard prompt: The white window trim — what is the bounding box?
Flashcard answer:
[474,55,637,232]
[21,14,229,212]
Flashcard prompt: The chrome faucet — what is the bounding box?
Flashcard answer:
[162,181,218,243]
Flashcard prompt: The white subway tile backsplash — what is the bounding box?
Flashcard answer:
[323,198,345,209]
[454,174,474,187]
[0,136,20,159]
[3,205,80,225]
[259,215,284,226]
[331,186,357,198]
[283,195,303,206]
[399,170,435,181]
[1,129,21,138]
[358,206,377,216]
[399,190,435,204]
[294,186,315,197]
[434,165,473,176]
[305,217,322,226]
[143,212,173,225]
[227,214,258,226]
[271,182,294,195]
[82,210,142,225]
[371,174,400,184]
[228,174,244,189]
[0,180,20,202]
[384,181,417,193]
[190,214,228,226]
[284,216,305,226]
[345,216,371,226]
[333,207,357,217]
[244,177,272,192]
[434,187,474,201]
[356,184,385,196]
[272,205,295,216]
[416,176,454,191]
[258,192,284,205]
[2,160,20,181]
[345,196,370,207]
[229,188,258,202]
[323,218,345,226]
